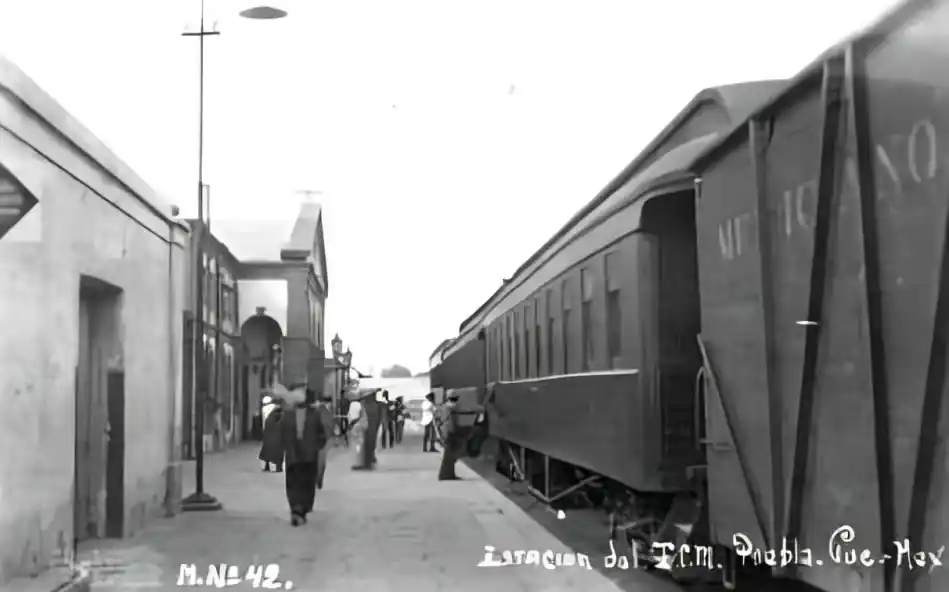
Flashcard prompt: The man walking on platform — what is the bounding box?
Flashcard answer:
[261,383,329,526]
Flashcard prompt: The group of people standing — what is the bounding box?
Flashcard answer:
[421,389,487,481]
[345,388,409,470]
[256,382,489,525]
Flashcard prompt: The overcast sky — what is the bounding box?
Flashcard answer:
[0,0,900,374]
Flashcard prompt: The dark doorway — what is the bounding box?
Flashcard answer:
[105,370,125,537]
[75,276,123,545]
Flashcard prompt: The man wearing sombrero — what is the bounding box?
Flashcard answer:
[259,382,330,526]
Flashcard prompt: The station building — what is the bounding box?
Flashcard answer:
[0,57,188,583]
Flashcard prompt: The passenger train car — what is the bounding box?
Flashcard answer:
[429,1,949,591]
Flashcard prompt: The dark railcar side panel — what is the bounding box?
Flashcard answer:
[488,371,693,492]
[696,147,774,552]
[439,338,486,389]
[861,7,949,592]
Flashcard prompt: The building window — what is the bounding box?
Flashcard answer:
[605,252,623,368]
[222,343,234,438]
[581,267,595,372]
[546,290,554,376]
[562,280,571,374]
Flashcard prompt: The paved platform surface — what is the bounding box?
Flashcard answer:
[70,435,627,591]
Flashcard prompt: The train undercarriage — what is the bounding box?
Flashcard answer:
[491,440,819,591]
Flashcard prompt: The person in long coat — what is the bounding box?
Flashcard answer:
[315,393,335,489]
[364,389,384,466]
[268,384,329,526]
[258,399,284,472]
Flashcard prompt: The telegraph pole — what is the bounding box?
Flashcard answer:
[181,0,222,512]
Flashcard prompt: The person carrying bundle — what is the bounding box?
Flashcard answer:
[259,383,329,526]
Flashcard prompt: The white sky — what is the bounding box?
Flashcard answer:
[0,0,900,374]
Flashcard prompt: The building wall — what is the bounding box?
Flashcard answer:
[0,87,183,582]
[182,233,243,454]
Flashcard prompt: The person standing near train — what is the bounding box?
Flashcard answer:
[437,391,483,481]
[421,392,439,453]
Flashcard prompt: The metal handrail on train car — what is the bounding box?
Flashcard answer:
[696,334,770,550]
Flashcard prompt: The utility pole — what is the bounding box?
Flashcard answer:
[181,0,222,513]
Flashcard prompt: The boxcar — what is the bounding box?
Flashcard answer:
[691,1,949,591]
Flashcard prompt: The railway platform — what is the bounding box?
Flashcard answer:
[39,435,629,591]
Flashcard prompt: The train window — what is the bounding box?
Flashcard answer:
[496,326,502,381]
[534,297,541,378]
[562,280,571,374]
[546,289,554,376]
[525,302,534,378]
[505,315,512,380]
[605,252,622,368]
[581,268,595,372]
[488,326,496,381]
[513,311,521,379]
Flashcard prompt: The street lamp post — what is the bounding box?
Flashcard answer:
[180,0,288,514]
[181,0,222,514]
[331,333,343,409]
[343,347,353,386]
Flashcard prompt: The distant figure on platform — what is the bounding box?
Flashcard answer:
[394,396,407,444]
[338,397,350,448]
[348,387,381,470]
[421,392,439,453]
[382,390,399,448]
[259,394,284,473]
[438,390,483,481]
[365,389,384,465]
[264,384,329,526]
[347,389,368,469]
[379,390,393,449]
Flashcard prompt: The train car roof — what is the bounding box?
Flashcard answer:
[428,338,454,365]
[454,80,784,337]
[691,0,938,172]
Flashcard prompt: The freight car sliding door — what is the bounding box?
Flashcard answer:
[640,191,703,472]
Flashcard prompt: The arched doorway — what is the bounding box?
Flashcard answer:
[240,310,284,440]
